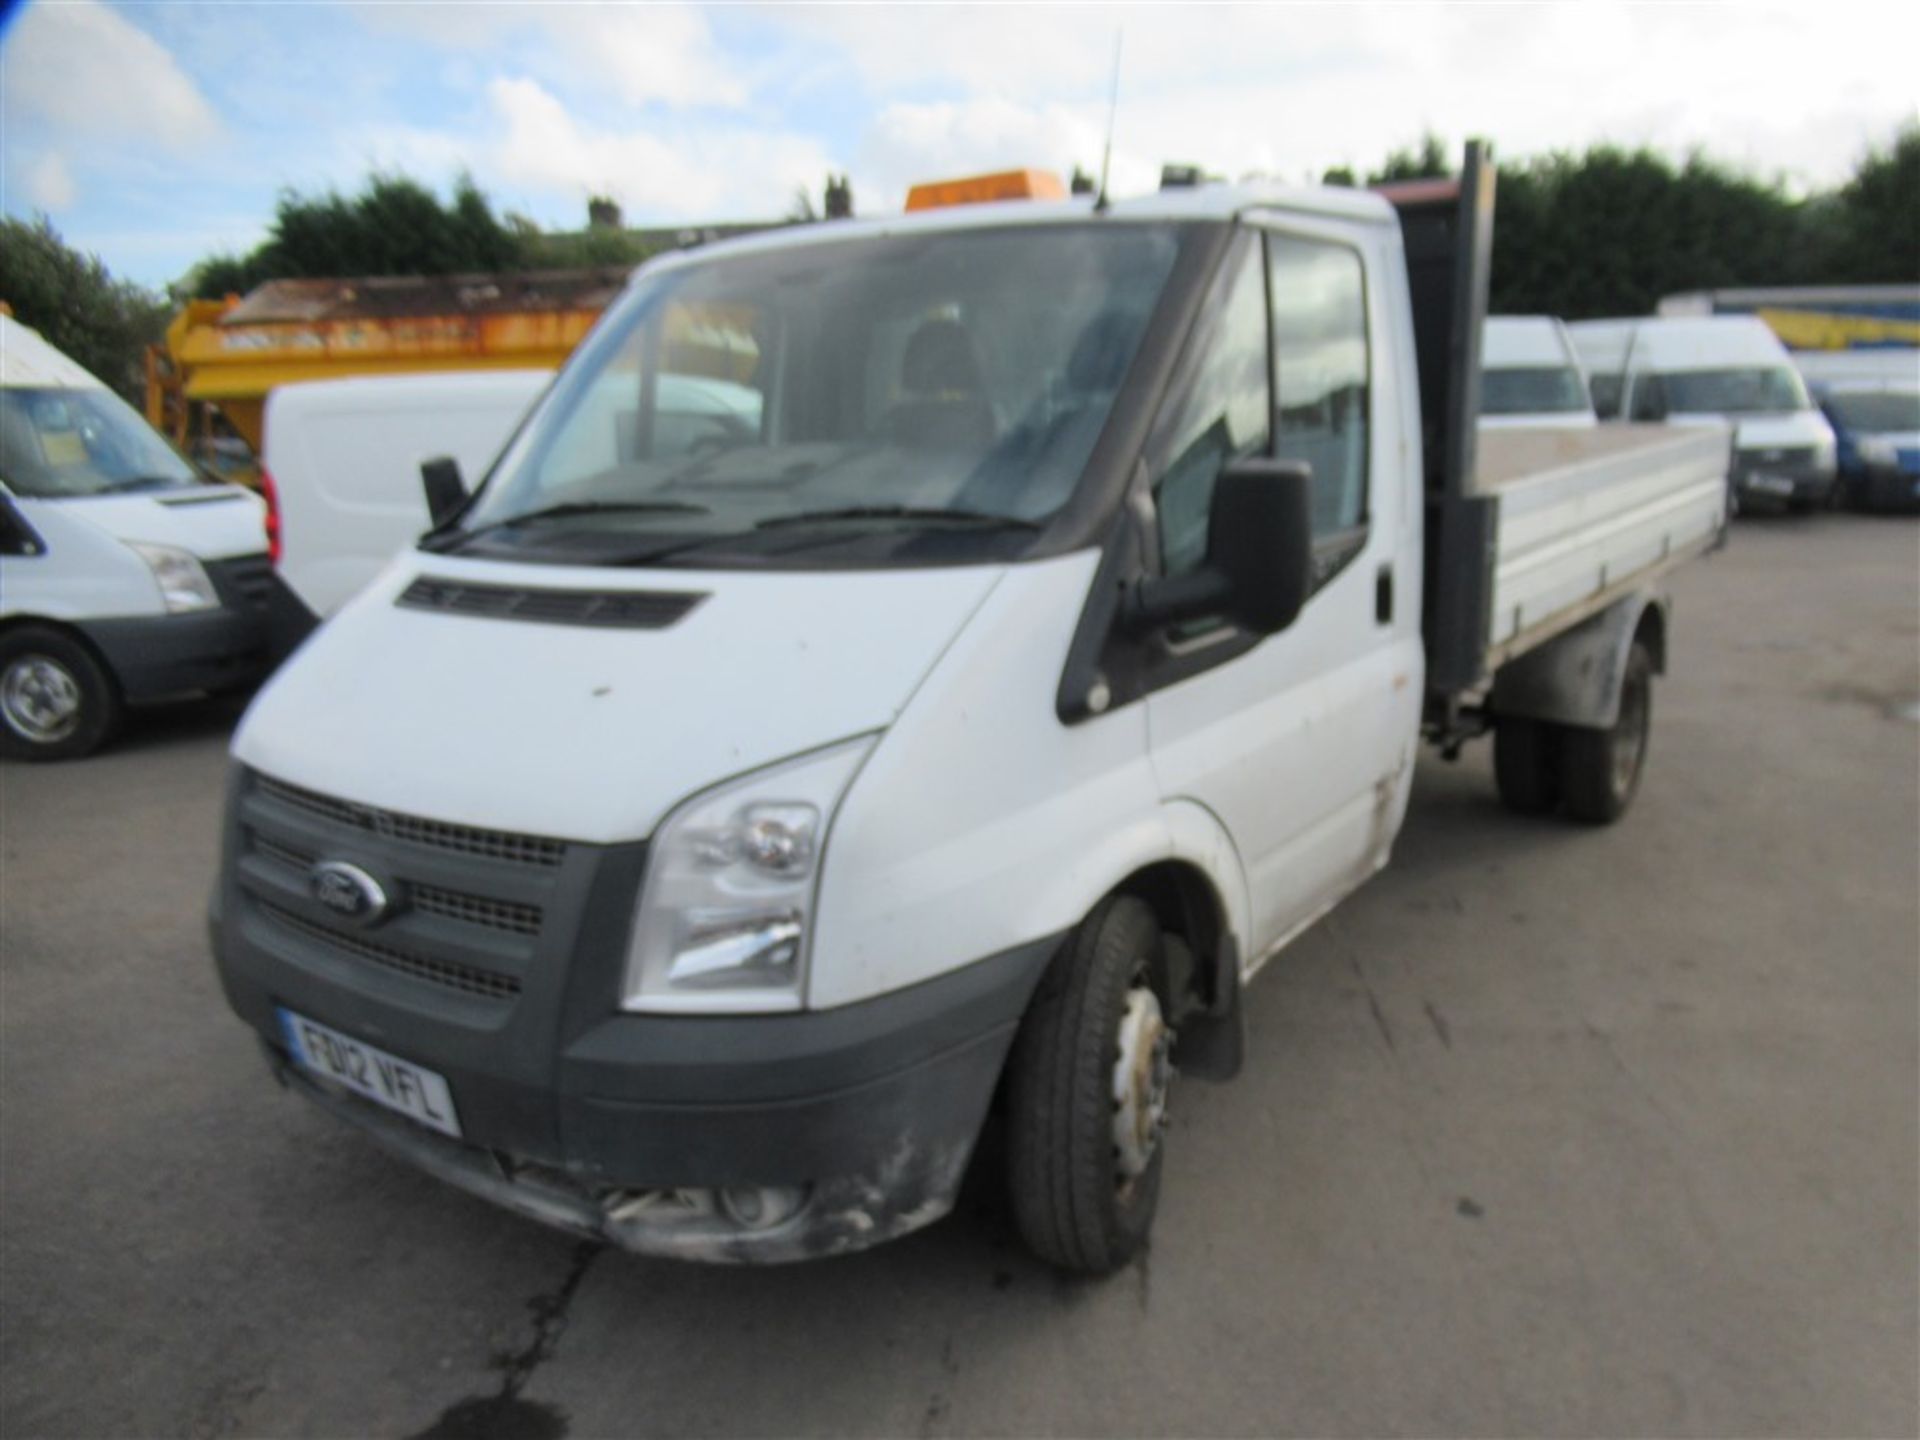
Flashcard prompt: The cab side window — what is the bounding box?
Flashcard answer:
[1267,235,1370,538]
[1149,244,1271,579]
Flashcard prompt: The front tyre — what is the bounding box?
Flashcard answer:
[1006,896,1173,1274]
[0,626,122,761]
[1559,641,1653,825]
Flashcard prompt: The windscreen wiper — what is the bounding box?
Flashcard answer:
[438,499,711,547]
[754,505,1040,531]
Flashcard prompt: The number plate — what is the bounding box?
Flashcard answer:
[279,1009,462,1138]
[1747,473,1794,497]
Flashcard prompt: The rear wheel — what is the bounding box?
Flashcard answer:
[1560,642,1653,825]
[0,626,121,761]
[1006,896,1173,1275]
[1493,716,1561,816]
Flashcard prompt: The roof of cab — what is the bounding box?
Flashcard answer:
[631,181,1400,282]
[1626,315,1792,371]
[0,314,108,391]
[1484,316,1577,369]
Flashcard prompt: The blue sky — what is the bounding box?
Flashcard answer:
[3,1,1915,291]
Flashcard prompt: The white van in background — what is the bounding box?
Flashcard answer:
[1793,346,1920,391]
[1618,316,1837,511]
[264,371,551,628]
[0,315,272,759]
[1566,318,1641,419]
[1479,316,1597,428]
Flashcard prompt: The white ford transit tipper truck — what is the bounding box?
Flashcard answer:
[211,147,1729,1271]
[1,315,273,759]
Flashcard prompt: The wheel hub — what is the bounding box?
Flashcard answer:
[2,656,83,743]
[1111,984,1172,1181]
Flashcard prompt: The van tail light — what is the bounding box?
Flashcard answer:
[259,466,282,565]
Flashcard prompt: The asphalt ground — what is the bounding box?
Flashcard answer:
[2,512,1915,1439]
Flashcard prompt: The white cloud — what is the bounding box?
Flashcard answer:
[4,0,219,151]
[485,77,828,220]
[852,96,1146,213]
[360,3,747,111]
[23,153,77,211]
[782,2,1918,193]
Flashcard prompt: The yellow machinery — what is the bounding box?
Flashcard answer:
[145,269,631,457]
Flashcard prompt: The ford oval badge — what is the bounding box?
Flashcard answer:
[310,860,390,925]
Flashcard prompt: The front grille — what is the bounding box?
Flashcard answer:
[1735,445,1818,472]
[397,575,705,630]
[253,774,567,868]
[208,553,276,612]
[261,902,522,1001]
[410,885,543,936]
[252,833,312,872]
[246,830,544,936]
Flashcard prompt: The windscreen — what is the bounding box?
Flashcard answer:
[1822,389,1920,433]
[0,386,201,498]
[449,223,1186,566]
[1480,366,1591,416]
[1664,367,1809,416]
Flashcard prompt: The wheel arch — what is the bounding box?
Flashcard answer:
[0,613,124,694]
[1633,596,1669,675]
[1491,589,1669,731]
[1093,801,1250,1082]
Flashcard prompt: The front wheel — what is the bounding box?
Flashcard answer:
[1559,642,1653,825]
[1005,896,1173,1274]
[0,626,122,761]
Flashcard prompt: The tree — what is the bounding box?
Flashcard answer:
[1485,144,1843,318]
[824,174,854,220]
[1829,124,1920,282]
[1369,133,1450,185]
[181,173,520,297]
[0,216,169,401]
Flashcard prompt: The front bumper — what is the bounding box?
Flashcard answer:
[1853,463,1920,513]
[78,607,269,703]
[1734,467,1834,508]
[256,934,1051,1263]
[212,767,1055,1261]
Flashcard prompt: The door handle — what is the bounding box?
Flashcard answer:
[1375,563,1394,625]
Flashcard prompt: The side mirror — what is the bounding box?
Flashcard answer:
[420,456,467,528]
[1127,457,1314,637]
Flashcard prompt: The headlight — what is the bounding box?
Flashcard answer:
[1859,437,1897,467]
[622,736,876,1013]
[128,543,218,613]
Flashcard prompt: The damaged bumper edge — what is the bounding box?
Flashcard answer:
[272,1044,978,1263]
[257,932,1059,1263]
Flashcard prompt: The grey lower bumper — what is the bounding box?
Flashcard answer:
[228,903,1059,1262]
[1735,469,1834,507]
[272,1035,993,1263]
[79,608,269,703]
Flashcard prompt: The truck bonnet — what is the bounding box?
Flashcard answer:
[231,552,1006,844]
